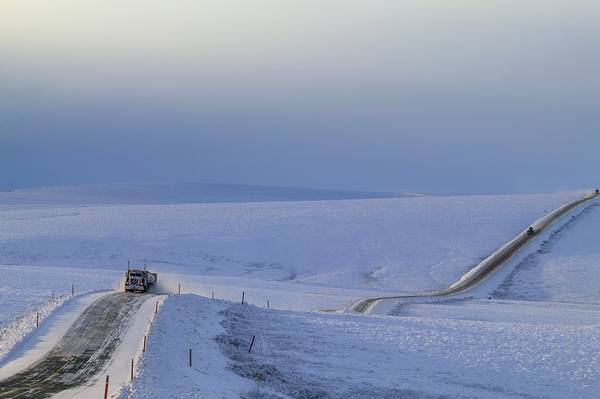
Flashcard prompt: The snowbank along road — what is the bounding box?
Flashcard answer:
[352,191,599,313]
[0,293,151,399]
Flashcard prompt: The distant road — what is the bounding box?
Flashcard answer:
[0,293,151,399]
[352,191,599,313]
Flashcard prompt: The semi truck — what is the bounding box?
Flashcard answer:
[124,268,157,293]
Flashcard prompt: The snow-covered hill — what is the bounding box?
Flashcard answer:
[0,183,410,205]
[1,186,597,399]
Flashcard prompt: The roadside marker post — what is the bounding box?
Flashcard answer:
[211,291,214,299]
[51,291,54,301]
[267,300,269,309]
[143,335,147,352]
[189,349,192,367]
[36,312,39,327]
[242,291,245,304]
[155,301,159,315]
[71,284,74,296]
[130,359,134,380]
[103,375,110,399]
[248,335,256,353]
[178,284,181,295]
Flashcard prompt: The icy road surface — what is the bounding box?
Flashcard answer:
[0,293,150,398]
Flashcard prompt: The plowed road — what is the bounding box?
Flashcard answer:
[352,191,599,312]
[0,293,151,399]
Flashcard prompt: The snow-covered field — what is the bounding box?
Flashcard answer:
[0,188,578,295]
[0,184,596,399]
[124,294,600,399]
[0,188,578,330]
[119,295,254,399]
[118,192,600,399]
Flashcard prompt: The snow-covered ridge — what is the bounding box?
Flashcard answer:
[448,190,598,292]
[0,182,412,205]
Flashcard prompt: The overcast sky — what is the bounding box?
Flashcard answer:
[1,1,599,194]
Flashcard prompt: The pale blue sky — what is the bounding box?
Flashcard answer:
[1,1,599,194]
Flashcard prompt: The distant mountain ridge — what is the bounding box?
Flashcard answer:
[0,183,420,205]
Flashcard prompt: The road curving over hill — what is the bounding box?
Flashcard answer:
[351,191,600,313]
[0,292,152,399]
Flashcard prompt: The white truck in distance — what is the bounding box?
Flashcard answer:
[124,269,157,293]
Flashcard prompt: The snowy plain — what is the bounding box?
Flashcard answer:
[0,187,580,339]
[0,184,596,398]
[124,294,600,399]
[0,186,579,305]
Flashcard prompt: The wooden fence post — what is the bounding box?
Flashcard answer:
[103,375,110,399]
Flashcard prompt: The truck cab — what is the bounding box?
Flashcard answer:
[125,269,157,293]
